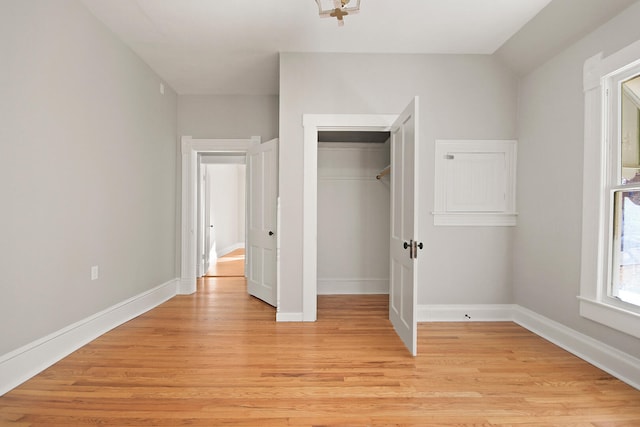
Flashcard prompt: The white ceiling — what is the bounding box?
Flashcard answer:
[81,0,572,95]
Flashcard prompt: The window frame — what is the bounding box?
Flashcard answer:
[580,40,640,339]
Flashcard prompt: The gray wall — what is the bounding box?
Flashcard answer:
[178,95,278,141]
[514,1,640,358]
[0,0,177,355]
[278,53,518,315]
[494,0,637,75]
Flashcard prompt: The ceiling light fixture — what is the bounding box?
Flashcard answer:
[314,0,361,26]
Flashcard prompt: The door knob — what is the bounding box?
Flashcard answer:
[417,242,423,250]
[269,231,274,236]
[403,241,410,249]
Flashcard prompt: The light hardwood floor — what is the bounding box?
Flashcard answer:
[1,277,639,426]
[205,248,245,277]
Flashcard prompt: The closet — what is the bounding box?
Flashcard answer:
[317,131,391,295]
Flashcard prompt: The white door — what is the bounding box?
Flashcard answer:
[247,138,278,306]
[389,97,420,356]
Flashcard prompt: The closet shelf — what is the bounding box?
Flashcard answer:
[376,165,391,180]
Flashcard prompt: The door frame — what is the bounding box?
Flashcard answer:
[301,114,397,321]
[179,136,260,295]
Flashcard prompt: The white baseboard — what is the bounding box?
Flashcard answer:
[0,278,179,396]
[217,243,244,258]
[512,305,640,390]
[276,311,304,322]
[417,303,640,390]
[318,278,389,295]
[417,304,515,322]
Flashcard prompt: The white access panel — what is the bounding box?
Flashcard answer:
[445,152,506,212]
[433,139,517,226]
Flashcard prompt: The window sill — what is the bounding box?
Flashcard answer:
[432,212,517,226]
[578,297,640,339]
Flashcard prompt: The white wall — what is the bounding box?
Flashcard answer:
[514,1,640,358]
[278,53,518,316]
[317,143,390,294]
[0,1,177,355]
[206,164,246,258]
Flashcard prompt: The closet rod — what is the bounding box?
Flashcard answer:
[376,165,391,180]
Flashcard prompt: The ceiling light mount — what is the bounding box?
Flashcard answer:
[315,0,361,26]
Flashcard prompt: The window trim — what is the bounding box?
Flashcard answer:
[580,40,640,339]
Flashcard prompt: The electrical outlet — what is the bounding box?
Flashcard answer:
[91,265,99,281]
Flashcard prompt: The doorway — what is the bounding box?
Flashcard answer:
[301,114,397,320]
[317,132,391,296]
[199,155,247,278]
[180,136,279,310]
[179,136,255,295]
[301,98,420,355]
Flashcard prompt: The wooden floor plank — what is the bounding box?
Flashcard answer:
[1,277,639,426]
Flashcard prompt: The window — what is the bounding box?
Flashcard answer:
[612,189,640,306]
[611,75,640,307]
[580,41,640,339]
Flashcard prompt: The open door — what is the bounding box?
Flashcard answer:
[389,97,420,356]
[246,138,278,306]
